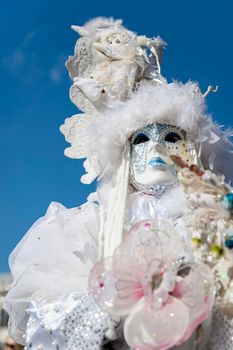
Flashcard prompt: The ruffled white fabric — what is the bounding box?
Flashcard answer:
[4,201,100,343]
[127,184,188,224]
[4,185,209,348]
[127,185,193,258]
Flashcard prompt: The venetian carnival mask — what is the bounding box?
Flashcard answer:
[130,122,196,194]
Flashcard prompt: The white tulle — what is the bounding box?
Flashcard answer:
[4,201,100,343]
[4,185,204,347]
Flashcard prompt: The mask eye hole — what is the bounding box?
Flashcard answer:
[132,133,150,145]
[164,132,181,143]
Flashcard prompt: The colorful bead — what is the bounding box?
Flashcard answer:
[211,245,224,257]
[225,236,233,249]
[191,237,202,250]
[192,237,202,245]
[224,193,233,210]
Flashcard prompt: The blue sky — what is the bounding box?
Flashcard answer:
[1,0,233,272]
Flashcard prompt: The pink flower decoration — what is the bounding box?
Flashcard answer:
[89,220,215,350]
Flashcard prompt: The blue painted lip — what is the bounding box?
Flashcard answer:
[148,157,167,167]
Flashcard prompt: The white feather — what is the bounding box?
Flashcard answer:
[60,81,233,184]
[72,17,123,37]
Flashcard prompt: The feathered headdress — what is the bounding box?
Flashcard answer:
[61,17,233,186]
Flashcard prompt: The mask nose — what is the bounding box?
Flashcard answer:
[148,141,167,156]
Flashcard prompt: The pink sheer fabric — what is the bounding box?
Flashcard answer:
[89,220,215,350]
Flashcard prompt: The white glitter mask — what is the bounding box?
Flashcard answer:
[130,123,187,194]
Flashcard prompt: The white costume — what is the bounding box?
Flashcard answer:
[4,18,233,350]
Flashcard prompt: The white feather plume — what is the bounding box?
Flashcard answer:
[71,17,123,37]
